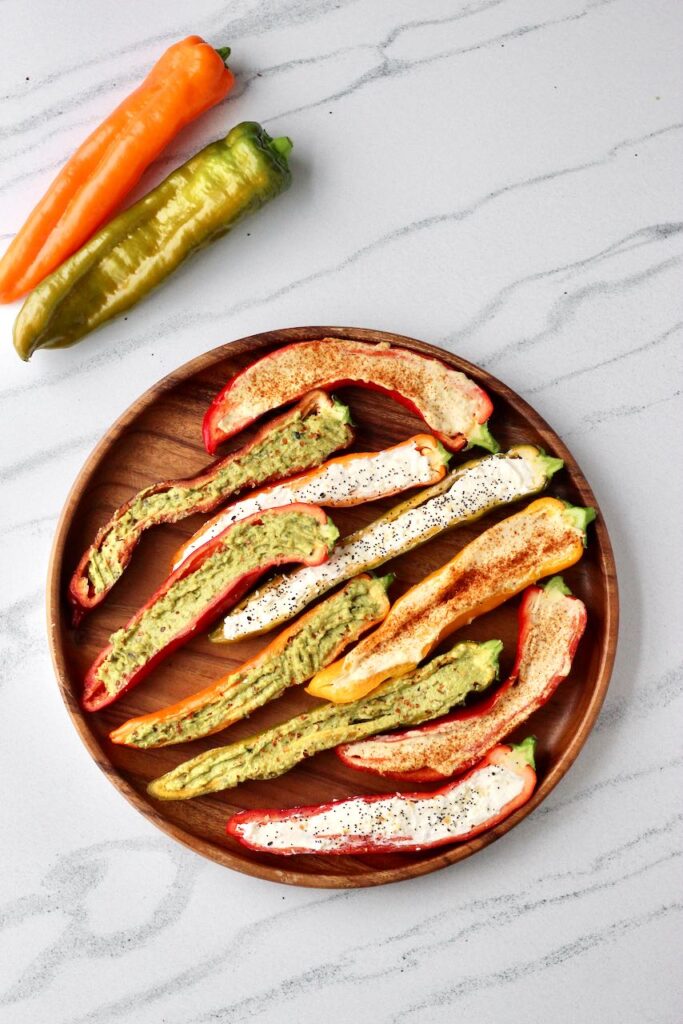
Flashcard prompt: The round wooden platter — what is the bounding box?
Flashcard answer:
[47,327,618,888]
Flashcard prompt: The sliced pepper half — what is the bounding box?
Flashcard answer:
[82,504,338,712]
[202,338,497,454]
[109,574,392,748]
[171,433,449,571]
[227,738,537,855]
[69,390,352,621]
[337,576,587,780]
[307,498,595,704]
[213,445,563,643]
[146,638,502,800]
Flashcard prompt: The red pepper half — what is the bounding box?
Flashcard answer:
[69,390,352,622]
[337,577,586,781]
[202,338,496,454]
[82,504,337,712]
[226,738,536,855]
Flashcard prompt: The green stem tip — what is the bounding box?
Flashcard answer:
[271,136,294,160]
[467,421,500,454]
[562,503,597,544]
[543,575,572,596]
[215,46,231,64]
[536,449,564,479]
[510,736,536,769]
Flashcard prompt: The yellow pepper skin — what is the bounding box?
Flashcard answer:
[13,122,293,360]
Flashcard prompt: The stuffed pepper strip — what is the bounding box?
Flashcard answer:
[338,577,586,780]
[214,445,563,643]
[202,338,497,454]
[69,391,352,621]
[82,505,338,712]
[307,498,595,704]
[147,639,502,800]
[227,738,536,855]
[109,574,392,749]
[172,435,449,570]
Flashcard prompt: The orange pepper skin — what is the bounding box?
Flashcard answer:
[0,36,234,302]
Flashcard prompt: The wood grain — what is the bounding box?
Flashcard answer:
[46,327,619,888]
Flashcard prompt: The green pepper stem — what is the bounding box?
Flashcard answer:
[562,504,597,544]
[466,422,500,454]
[215,46,231,64]
[535,450,564,480]
[510,736,536,769]
[543,575,572,596]
[271,136,294,160]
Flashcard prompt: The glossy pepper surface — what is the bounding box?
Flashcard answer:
[14,122,293,359]
[227,738,537,855]
[0,37,235,303]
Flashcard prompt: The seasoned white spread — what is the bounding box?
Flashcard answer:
[221,451,541,640]
[218,339,488,439]
[174,441,434,569]
[235,763,523,852]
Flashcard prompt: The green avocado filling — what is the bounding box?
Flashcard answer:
[96,511,338,697]
[124,575,392,748]
[87,399,350,595]
[148,638,502,799]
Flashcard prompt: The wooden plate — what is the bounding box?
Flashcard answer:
[47,327,618,887]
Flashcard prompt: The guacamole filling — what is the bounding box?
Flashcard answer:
[95,512,337,697]
[148,638,501,799]
[121,575,391,748]
[86,399,350,596]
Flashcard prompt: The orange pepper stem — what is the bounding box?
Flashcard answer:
[215,46,231,63]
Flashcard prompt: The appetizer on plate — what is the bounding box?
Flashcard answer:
[308,498,594,703]
[214,445,562,642]
[202,338,497,453]
[227,738,537,855]
[110,574,392,748]
[146,639,502,800]
[69,391,351,619]
[82,505,337,711]
[338,576,587,780]
[172,435,450,570]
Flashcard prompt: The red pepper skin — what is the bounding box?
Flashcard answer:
[202,339,494,454]
[69,391,352,624]
[82,504,333,712]
[337,580,586,781]
[226,740,536,856]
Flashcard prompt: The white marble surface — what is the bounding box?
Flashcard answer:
[1,0,681,1020]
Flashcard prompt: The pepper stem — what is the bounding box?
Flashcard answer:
[543,575,572,596]
[466,422,500,453]
[510,736,536,769]
[562,503,597,544]
[215,46,231,64]
[535,449,564,480]
[271,136,294,160]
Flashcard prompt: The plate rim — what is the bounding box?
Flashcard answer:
[46,325,619,888]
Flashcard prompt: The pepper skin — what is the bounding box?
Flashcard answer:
[307,498,595,704]
[0,37,235,303]
[337,576,587,781]
[68,391,352,621]
[13,122,293,359]
[82,505,337,712]
[226,738,537,855]
[201,338,497,454]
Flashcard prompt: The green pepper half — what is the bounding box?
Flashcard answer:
[13,122,293,360]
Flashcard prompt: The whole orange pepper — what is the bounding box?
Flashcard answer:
[0,36,234,302]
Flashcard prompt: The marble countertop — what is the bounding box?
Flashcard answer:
[1,1,681,1021]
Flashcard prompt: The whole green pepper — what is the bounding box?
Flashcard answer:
[13,122,293,360]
